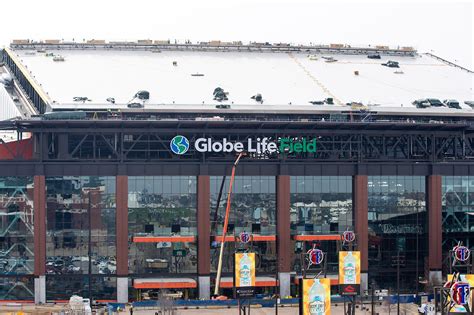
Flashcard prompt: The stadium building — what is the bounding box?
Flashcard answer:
[0,39,473,303]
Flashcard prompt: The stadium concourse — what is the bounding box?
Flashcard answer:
[0,39,473,304]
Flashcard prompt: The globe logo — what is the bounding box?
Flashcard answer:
[170,135,190,155]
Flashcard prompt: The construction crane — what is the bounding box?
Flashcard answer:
[213,152,245,296]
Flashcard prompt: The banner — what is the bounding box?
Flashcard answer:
[339,251,361,285]
[235,252,256,288]
[447,274,474,313]
[300,278,331,315]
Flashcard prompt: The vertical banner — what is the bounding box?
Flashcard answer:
[339,251,361,295]
[300,278,331,315]
[234,252,256,298]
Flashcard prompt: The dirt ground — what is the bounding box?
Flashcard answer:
[0,303,420,314]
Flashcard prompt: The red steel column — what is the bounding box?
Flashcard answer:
[427,175,442,275]
[197,176,211,275]
[116,176,128,276]
[197,176,211,299]
[33,175,46,276]
[276,175,291,273]
[277,175,291,297]
[353,175,368,273]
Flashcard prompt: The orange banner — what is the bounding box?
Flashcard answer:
[235,253,256,287]
[302,278,331,315]
[338,251,361,285]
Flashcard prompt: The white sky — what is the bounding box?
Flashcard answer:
[1,0,473,69]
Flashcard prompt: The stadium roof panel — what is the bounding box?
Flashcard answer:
[7,44,474,114]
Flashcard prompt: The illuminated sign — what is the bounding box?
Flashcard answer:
[170,136,317,154]
[235,252,256,288]
[342,231,355,243]
[170,135,190,155]
[447,274,474,313]
[451,282,470,305]
[300,278,331,315]
[307,248,324,266]
[239,232,251,244]
[454,246,471,262]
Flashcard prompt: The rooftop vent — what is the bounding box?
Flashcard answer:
[251,93,263,104]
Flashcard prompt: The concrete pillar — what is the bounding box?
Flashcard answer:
[198,276,211,300]
[278,272,291,298]
[360,273,368,294]
[117,277,128,303]
[34,275,46,304]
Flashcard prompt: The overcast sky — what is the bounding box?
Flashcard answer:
[1,0,473,68]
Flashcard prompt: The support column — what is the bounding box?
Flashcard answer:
[33,175,46,304]
[427,175,442,286]
[197,176,211,299]
[116,176,129,303]
[277,175,291,297]
[353,175,368,293]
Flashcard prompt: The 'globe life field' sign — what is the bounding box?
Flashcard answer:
[170,135,317,155]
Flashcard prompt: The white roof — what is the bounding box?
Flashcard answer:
[12,49,474,113]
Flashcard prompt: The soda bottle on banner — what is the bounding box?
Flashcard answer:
[343,251,356,284]
[308,279,326,315]
[239,253,252,286]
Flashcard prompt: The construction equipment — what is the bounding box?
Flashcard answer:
[214,152,245,296]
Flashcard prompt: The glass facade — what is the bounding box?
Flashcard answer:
[46,276,116,301]
[210,176,276,273]
[0,177,34,300]
[290,176,352,273]
[442,176,474,251]
[45,177,116,275]
[128,176,197,274]
[0,277,34,300]
[290,176,352,235]
[368,176,427,292]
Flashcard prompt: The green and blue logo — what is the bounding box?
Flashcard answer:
[170,135,190,155]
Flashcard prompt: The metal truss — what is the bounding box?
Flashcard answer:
[20,121,473,163]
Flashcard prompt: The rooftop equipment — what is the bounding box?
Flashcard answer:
[382,60,400,68]
[135,90,150,100]
[53,55,65,62]
[0,74,13,88]
[464,101,474,108]
[251,93,263,103]
[73,96,90,102]
[367,53,381,59]
[213,87,228,102]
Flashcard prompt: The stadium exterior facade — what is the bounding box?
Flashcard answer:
[0,41,473,303]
